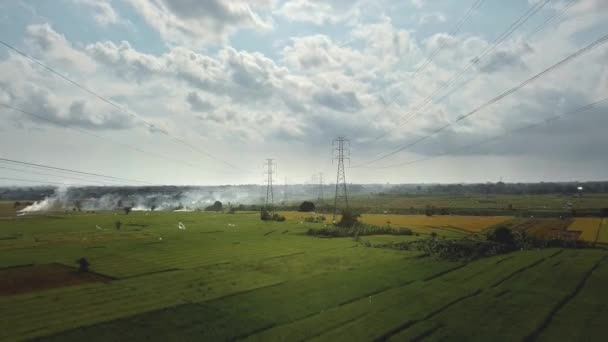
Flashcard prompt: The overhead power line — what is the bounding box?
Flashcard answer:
[360,97,608,169]
[0,103,245,175]
[368,0,486,131]
[0,177,96,187]
[0,39,250,173]
[526,0,577,39]
[0,165,114,186]
[373,0,552,142]
[353,32,608,167]
[0,157,154,185]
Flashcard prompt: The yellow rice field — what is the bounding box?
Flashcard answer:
[595,218,608,244]
[567,218,602,242]
[279,212,512,234]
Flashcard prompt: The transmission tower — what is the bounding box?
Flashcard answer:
[283,176,288,205]
[318,172,324,204]
[264,159,276,211]
[333,137,350,221]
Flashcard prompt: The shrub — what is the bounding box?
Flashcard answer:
[299,201,316,212]
[307,224,412,238]
[260,208,271,221]
[337,209,360,228]
[228,207,237,214]
[76,257,90,273]
[272,213,286,222]
[486,226,516,246]
[205,201,223,212]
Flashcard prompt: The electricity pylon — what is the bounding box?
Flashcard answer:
[332,137,350,221]
[264,159,276,212]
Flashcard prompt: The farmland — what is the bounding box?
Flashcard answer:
[1,208,608,341]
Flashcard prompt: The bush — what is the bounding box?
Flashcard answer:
[228,207,237,214]
[260,208,271,221]
[307,224,412,238]
[337,209,360,228]
[299,201,316,212]
[205,201,223,212]
[486,226,516,246]
[76,257,90,273]
[304,215,326,223]
[272,213,286,222]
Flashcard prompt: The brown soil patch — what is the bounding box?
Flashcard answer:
[0,263,113,296]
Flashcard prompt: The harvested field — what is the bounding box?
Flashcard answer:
[279,212,511,236]
[0,263,112,296]
[510,218,578,240]
[567,218,602,242]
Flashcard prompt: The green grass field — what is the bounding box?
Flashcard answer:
[1,210,607,341]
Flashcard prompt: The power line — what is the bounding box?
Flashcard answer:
[353,31,608,167]
[0,177,95,187]
[526,0,577,39]
[0,165,114,186]
[0,102,244,175]
[0,39,250,173]
[0,157,154,185]
[373,0,552,142]
[368,0,486,132]
[360,97,608,169]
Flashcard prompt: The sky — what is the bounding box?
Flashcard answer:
[0,0,607,186]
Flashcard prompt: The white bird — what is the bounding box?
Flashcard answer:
[178,222,186,230]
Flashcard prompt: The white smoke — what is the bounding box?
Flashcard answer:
[19,186,70,213]
[18,186,261,213]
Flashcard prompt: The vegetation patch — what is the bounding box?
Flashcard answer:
[376,227,593,261]
[0,263,112,296]
[307,224,413,238]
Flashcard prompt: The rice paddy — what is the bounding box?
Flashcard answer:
[1,209,607,341]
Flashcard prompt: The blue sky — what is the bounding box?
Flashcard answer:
[1,0,607,186]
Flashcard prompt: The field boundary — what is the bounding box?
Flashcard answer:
[523,254,608,341]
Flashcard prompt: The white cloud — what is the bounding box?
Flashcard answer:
[275,0,361,25]
[71,0,119,26]
[125,0,274,46]
[418,12,446,25]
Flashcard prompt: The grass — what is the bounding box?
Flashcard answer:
[0,210,607,341]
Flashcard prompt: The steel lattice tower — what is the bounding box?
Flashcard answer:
[264,159,276,211]
[318,172,324,204]
[332,137,350,221]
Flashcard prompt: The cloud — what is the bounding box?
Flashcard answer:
[476,41,534,73]
[312,87,362,112]
[186,92,214,112]
[411,0,426,9]
[418,12,446,25]
[71,0,119,26]
[126,0,274,46]
[25,24,96,73]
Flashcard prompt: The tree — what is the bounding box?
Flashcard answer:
[124,207,132,215]
[425,205,435,217]
[337,209,360,228]
[76,257,90,273]
[260,208,271,221]
[299,201,315,212]
[487,226,515,246]
[205,201,223,212]
[150,205,157,212]
[74,200,82,212]
[13,201,20,208]
[117,199,123,208]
